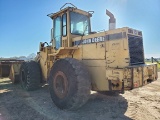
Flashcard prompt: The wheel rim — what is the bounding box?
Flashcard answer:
[53,71,68,99]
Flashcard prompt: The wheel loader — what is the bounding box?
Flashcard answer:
[10,3,158,110]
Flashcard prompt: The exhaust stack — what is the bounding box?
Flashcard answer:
[106,10,116,30]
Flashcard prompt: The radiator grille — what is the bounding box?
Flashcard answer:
[128,35,144,65]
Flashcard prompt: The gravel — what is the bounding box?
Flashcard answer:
[0,72,159,120]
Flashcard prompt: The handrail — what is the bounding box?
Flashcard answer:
[151,57,160,65]
[60,3,77,10]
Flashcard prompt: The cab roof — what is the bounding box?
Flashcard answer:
[47,7,93,19]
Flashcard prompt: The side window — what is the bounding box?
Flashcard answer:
[53,16,61,49]
[62,13,67,36]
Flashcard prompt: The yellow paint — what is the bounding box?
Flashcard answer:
[33,6,158,92]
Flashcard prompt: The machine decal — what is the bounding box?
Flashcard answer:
[73,36,105,46]
[73,32,126,46]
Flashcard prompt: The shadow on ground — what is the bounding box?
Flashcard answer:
[0,78,132,120]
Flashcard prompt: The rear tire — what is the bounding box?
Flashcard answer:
[49,58,91,110]
[20,61,41,91]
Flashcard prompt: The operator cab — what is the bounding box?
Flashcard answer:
[48,3,92,49]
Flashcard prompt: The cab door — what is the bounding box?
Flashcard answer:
[53,16,61,49]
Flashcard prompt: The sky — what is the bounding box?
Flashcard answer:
[0,0,160,58]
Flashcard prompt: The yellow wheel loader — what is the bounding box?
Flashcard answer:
[10,3,158,110]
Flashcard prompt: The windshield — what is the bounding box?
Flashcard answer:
[70,11,91,35]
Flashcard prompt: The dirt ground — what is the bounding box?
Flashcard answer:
[0,72,160,120]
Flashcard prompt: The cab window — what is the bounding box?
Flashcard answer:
[62,13,67,36]
[70,12,90,35]
[53,16,61,49]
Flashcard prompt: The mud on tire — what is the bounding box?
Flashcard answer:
[49,58,91,110]
[20,61,41,91]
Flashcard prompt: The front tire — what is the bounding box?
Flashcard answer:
[49,58,91,110]
[98,91,119,96]
[20,61,41,91]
